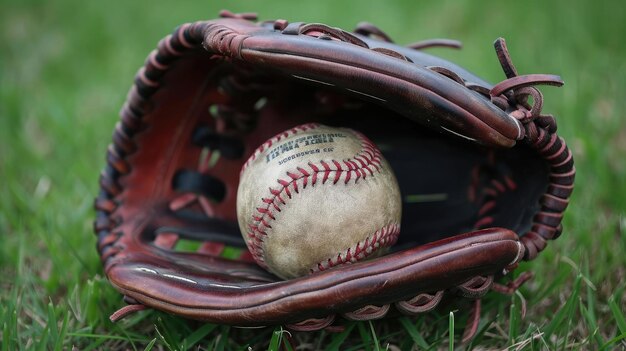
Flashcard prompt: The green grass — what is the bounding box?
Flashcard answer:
[1,0,625,349]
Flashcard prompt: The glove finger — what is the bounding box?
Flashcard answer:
[230,24,523,146]
[107,228,522,326]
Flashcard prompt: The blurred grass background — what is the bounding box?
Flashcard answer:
[1,0,624,349]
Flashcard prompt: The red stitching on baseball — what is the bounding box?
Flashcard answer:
[308,162,319,186]
[297,167,310,188]
[312,223,401,273]
[242,124,386,269]
[332,160,342,184]
[321,160,332,184]
[256,207,276,220]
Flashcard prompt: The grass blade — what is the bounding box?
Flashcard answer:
[54,309,69,351]
[154,323,175,351]
[608,287,626,335]
[448,312,454,351]
[368,321,381,351]
[580,299,603,347]
[267,327,283,351]
[509,296,521,345]
[355,322,373,351]
[35,325,50,351]
[282,334,295,351]
[467,314,498,350]
[2,317,8,351]
[184,323,217,350]
[602,333,626,350]
[543,274,582,343]
[2,308,18,351]
[326,323,355,351]
[215,325,229,351]
[143,338,157,351]
[399,317,429,349]
[583,260,597,325]
[47,300,59,348]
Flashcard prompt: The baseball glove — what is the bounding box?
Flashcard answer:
[95,10,574,341]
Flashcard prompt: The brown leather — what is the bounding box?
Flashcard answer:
[108,229,521,326]
[95,12,574,333]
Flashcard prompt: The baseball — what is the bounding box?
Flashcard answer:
[237,123,402,279]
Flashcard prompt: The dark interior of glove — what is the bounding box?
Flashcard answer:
[141,58,548,253]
